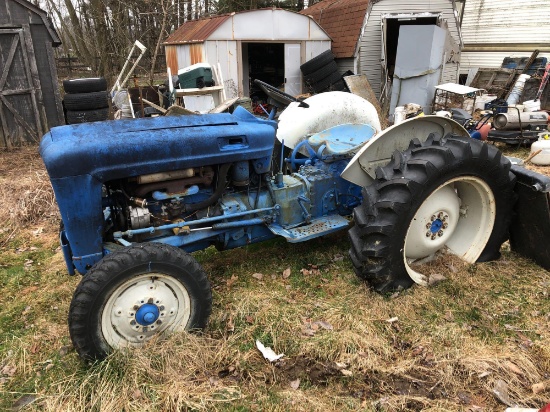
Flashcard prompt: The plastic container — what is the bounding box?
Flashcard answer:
[474,94,497,111]
[394,106,406,125]
[523,99,541,112]
[506,74,531,105]
[178,63,214,89]
[530,138,550,165]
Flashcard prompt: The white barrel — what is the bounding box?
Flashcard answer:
[506,74,530,105]
[523,99,541,112]
[530,138,550,165]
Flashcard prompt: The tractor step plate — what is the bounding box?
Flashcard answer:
[268,215,351,243]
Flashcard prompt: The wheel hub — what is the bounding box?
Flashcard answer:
[135,303,160,326]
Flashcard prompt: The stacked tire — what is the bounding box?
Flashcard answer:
[300,50,347,94]
[63,78,110,124]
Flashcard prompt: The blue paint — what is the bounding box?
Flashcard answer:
[135,304,160,326]
[40,104,371,276]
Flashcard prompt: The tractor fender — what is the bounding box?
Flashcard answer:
[341,115,469,187]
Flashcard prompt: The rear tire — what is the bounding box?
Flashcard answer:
[300,50,335,75]
[65,107,109,124]
[63,77,107,93]
[69,243,212,360]
[348,134,516,293]
[63,91,109,111]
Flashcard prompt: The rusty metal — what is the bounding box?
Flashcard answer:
[164,15,231,45]
[134,168,215,197]
[190,44,204,65]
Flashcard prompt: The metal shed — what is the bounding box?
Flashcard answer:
[301,0,462,103]
[0,0,63,148]
[460,0,550,73]
[163,9,332,98]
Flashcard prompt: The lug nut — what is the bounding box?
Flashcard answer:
[148,298,154,304]
[431,215,436,221]
[426,231,431,237]
[438,230,444,237]
[130,320,136,325]
[156,320,162,325]
[443,223,448,229]
[438,212,443,218]
[431,234,436,240]
[426,223,431,229]
[159,305,165,311]
[133,305,139,310]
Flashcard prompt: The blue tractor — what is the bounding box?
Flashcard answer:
[40,88,548,360]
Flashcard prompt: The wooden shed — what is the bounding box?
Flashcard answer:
[0,0,63,148]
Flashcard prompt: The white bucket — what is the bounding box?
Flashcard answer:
[394,106,406,125]
[506,74,531,105]
[530,138,550,165]
[474,94,497,111]
[523,99,541,112]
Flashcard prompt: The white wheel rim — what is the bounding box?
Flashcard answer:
[404,176,495,285]
[102,273,191,349]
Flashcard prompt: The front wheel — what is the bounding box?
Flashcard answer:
[348,133,516,293]
[69,243,212,360]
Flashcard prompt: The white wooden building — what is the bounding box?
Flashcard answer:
[460,0,550,74]
[163,9,331,98]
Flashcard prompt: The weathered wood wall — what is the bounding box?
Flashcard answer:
[0,0,63,148]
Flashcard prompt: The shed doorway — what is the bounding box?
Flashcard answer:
[243,42,284,102]
[242,42,302,102]
[381,13,439,99]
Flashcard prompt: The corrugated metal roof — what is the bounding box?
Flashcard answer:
[300,0,370,58]
[164,14,231,45]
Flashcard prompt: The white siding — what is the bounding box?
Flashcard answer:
[304,40,331,63]
[335,58,355,75]
[460,52,550,74]
[210,10,331,41]
[204,40,239,98]
[462,0,550,45]
[359,0,461,98]
[460,0,550,73]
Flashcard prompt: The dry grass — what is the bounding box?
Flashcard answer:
[0,144,549,411]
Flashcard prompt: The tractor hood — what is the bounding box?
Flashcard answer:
[40,107,277,181]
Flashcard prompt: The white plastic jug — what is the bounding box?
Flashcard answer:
[530,136,550,165]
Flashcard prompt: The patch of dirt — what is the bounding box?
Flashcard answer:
[276,355,341,384]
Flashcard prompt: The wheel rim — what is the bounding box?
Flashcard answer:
[102,273,191,348]
[404,176,496,285]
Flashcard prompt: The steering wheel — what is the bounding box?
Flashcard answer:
[253,79,309,108]
[288,140,318,171]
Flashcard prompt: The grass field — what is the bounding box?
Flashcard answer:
[0,144,549,411]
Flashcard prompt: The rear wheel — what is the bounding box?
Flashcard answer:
[348,134,516,293]
[69,243,212,360]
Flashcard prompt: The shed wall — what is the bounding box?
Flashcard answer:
[359,0,461,98]
[460,0,550,73]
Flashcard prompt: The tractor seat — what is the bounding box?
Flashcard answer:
[308,123,377,156]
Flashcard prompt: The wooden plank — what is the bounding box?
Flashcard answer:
[0,100,11,148]
[20,25,44,137]
[44,40,65,126]
[0,33,20,89]
[1,88,33,95]
[22,24,45,133]
[140,98,167,114]
[0,95,38,141]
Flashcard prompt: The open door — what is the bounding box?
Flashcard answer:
[284,43,302,96]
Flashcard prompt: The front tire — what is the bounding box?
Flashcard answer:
[69,243,212,360]
[348,134,516,293]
